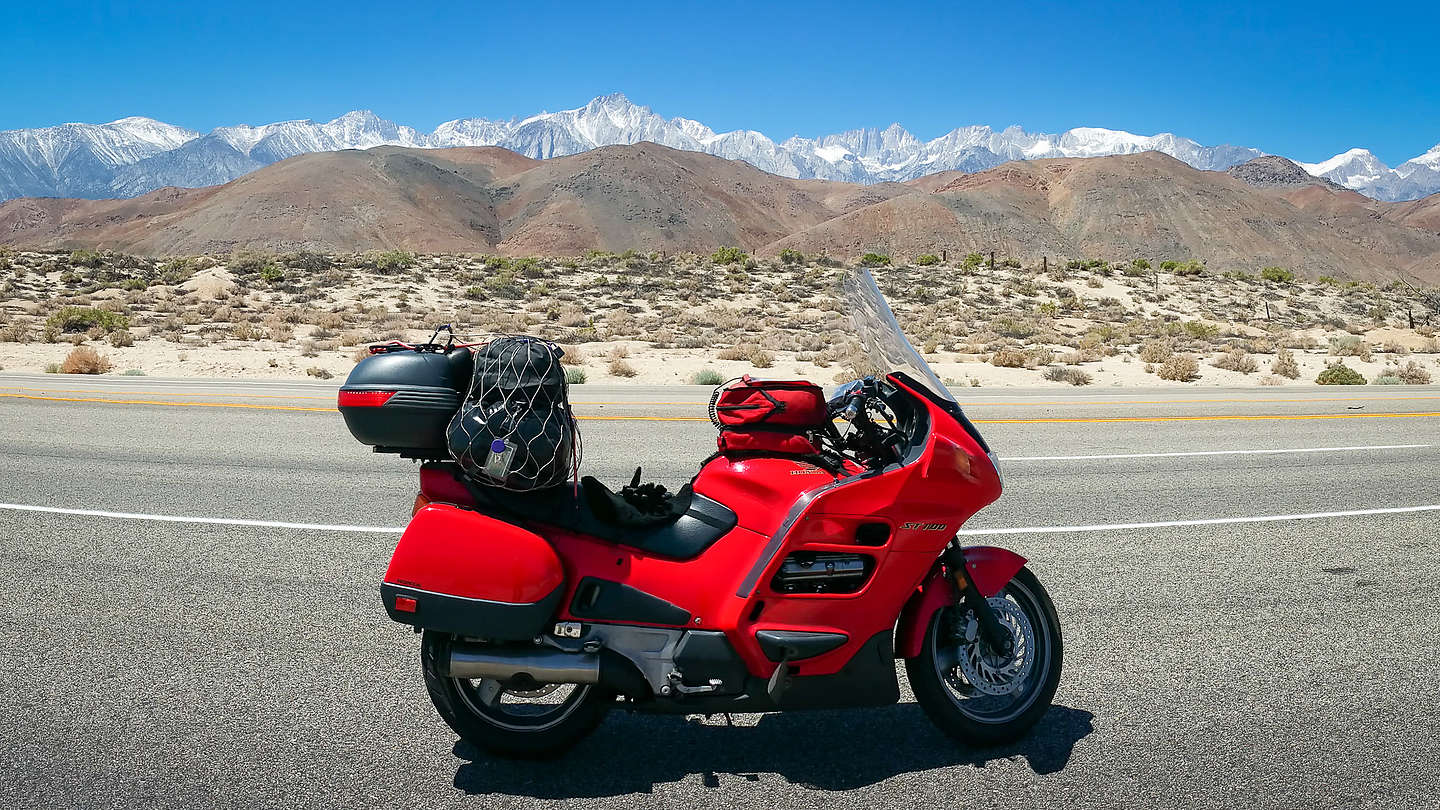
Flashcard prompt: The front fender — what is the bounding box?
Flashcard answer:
[894,545,1027,659]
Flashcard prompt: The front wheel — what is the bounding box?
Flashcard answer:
[905,566,1062,746]
[420,631,613,759]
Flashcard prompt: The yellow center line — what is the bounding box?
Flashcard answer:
[0,385,334,401]
[977,412,1440,424]
[2,392,1438,425]
[961,395,1440,407]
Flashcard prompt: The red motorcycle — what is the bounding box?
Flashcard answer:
[339,269,1061,757]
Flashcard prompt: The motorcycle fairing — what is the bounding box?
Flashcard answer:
[892,545,1027,659]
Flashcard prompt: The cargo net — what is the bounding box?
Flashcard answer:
[446,335,582,491]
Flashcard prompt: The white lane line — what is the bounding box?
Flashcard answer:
[4,501,1439,538]
[957,504,1440,536]
[0,503,404,534]
[1000,444,1432,462]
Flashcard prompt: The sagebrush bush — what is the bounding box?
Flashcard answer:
[915,254,940,266]
[1138,340,1173,363]
[711,247,746,265]
[1260,266,1295,283]
[608,358,637,377]
[108,329,134,348]
[46,306,128,334]
[778,249,804,265]
[1395,361,1432,385]
[1211,349,1258,374]
[305,366,334,380]
[1157,354,1201,381]
[564,367,587,385]
[1270,348,1301,379]
[691,369,724,386]
[1372,375,1403,385]
[60,346,112,374]
[748,348,774,368]
[1316,363,1366,385]
[1329,335,1372,361]
[989,348,1028,368]
[1043,366,1092,386]
[859,253,891,267]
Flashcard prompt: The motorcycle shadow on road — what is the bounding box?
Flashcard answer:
[451,702,1094,798]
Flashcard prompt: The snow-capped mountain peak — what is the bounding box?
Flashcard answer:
[1,94,1437,203]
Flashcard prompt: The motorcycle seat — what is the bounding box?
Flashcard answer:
[458,472,738,560]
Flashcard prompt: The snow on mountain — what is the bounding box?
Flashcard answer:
[1295,145,1440,201]
[1,94,1435,203]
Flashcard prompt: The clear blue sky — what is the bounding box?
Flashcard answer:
[3,0,1437,165]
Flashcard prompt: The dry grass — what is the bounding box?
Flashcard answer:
[1211,349,1258,374]
[608,358,638,377]
[1270,349,1301,379]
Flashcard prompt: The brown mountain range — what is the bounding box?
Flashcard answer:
[1,142,1437,283]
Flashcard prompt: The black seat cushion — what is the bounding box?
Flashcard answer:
[459,475,737,560]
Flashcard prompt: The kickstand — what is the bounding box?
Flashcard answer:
[765,657,792,703]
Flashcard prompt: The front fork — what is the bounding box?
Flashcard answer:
[942,542,1015,658]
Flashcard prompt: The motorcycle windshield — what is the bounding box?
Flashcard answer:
[843,267,955,403]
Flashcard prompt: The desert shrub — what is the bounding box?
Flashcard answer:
[260,264,284,283]
[122,369,146,376]
[1131,258,1151,270]
[46,306,129,334]
[60,346,112,374]
[108,329,134,348]
[859,253,891,267]
[1317,364,1366,385]
[68,249,103,268]
[608,358,638,377]
[963,253,984,269]
[1159,260,1179,271]
[1211,349,1258,374]
[1270,348,1301,379]
[711,247,747,265]
[1043,365,1092,386]
[564,367,587,385]
[365,250,416,273]
[0,323,33,343]
[1182,320,1220,340]
[1260,266,1295,283]
[305,366,334,380]
[1138,340,1173,363]
[778,249,805,265]
[156,257,201,284]
[44,363,60,373]
[748,348,774,368]
[511,257,544,277]
[1395,361,1432,385]
[1372,374,1403,385]
[915,253,940,266]
[559,345,585,366]
[691,369,725,385]
[1157,354,1201,382]
[1328,335,1372,361]
[989,348,1028,368]
[284,251,332,272]
[229,249,275,275]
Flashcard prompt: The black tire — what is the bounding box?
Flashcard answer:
[420,631,613,759]
[905,566,1062,746]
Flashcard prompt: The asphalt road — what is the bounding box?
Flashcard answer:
[1,374,1438,809]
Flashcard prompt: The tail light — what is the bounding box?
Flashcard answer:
[337,390,397,408]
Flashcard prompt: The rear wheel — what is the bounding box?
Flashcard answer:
[420,631,613,759]
[905,566,1062,746]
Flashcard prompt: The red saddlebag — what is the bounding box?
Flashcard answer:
[709,376,827,457]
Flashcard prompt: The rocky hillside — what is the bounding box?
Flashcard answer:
[2,143,1438,284]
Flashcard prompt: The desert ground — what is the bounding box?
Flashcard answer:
[0,246,1435,387]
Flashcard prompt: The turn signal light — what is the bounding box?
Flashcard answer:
[394,596,417,613]
[337,390,397,408]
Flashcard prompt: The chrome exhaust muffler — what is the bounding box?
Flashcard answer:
[446,644,601,684]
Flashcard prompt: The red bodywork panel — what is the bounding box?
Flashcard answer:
[386,376,1012,678]
[892,545,1028,659]
[385,504,563,604]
